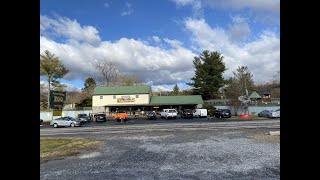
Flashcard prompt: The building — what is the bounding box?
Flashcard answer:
[92,85,203,114]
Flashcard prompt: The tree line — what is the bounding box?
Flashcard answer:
[40,49,279,110]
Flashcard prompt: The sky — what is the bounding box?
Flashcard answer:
[40,0,280,92]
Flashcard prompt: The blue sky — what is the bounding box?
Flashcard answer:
[40,0,280,92]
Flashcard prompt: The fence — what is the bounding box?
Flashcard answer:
[214,105,280,116]
[40,110,93,121]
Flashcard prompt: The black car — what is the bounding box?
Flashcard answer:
[77,113,90,123]
[181,109,193,118]
[94,113,107,122]
[147,111,157,120]
[214,109,231,118]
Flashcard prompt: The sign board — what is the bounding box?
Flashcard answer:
[117,96,135,103]
[50,91,66,109]
[53,109,62,116]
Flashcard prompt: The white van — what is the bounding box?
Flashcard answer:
[160,109,178,119]
[193,109,207,118]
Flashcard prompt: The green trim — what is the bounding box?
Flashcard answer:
[93,85,151,95]
[150,95,203,105]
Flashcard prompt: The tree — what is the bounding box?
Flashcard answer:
[187,50,227,100]
[82,77,96,99]
[95,58,119,86]
[83,77,96,90]
[111,73,143,86]
[65,91,82,109]
[172,84,180,96]
[225,66,255,115]
[40,50,69,110]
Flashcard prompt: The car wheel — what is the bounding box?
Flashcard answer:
[71,123,75,127]
[53,123,58,128]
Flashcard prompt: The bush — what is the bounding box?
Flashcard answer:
[202,104,216,117]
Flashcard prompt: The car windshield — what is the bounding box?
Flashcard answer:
[79,114,87,117]
[169,110,176,113]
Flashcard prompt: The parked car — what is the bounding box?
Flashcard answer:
[50,116,82,128]
[114,111,129,123]
[146,111,157,120]
[94,113,107,122]
[160,109,178,119]
[258,110,271,118]
[193,109,208,118]
[40,119,43,125]
[269,110,280,118]
[181,109,193,119]
[214,109,231,118]
[77,113,90,123]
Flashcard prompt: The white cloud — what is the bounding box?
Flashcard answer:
[163,38,183,48]
[40,16,197,86]
[184,18,280,84]
[172,0,203,17]
[172,0,279,24]
[121,2,134,16]
[40,15,101,45]
[152,36,161,43]
[104,2,110,8]
[228,16,251,43]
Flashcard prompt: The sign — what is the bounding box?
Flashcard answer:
[53,109,62,116]
[117,96,135,103]
[50,90,66,109]
[153,106,159,108]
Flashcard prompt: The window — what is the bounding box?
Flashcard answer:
[113,95,116,99]
[136,95,139,98]
[100,96,103,99]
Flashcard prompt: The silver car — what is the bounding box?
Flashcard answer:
[50,116,82,128]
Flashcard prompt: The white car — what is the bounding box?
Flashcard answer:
[160,109,178,119]
[50,116,82,128]
[269,109,280,118]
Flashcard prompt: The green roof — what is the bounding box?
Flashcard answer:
[150,95,203,105]
[93,85,151,95]
[249,91,262,99]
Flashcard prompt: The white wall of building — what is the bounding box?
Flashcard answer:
[92,94,150,106]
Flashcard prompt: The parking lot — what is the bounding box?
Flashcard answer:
[40,118,280,180]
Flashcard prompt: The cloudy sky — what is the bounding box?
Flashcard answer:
[40,0,280,92]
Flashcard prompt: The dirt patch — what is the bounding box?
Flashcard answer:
[250,133,280,144]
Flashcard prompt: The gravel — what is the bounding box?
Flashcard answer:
[40,129,280,180]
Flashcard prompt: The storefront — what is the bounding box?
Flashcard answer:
[92,85,203,115]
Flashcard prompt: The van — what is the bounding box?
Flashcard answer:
[193,109,207,118]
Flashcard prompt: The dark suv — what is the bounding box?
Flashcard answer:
[214,109,231,118]
[181,109,193,119]
[94,113,107,122]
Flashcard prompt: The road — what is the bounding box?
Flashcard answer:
[40,118,280,180]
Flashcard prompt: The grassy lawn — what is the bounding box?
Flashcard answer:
[40,138,101,163]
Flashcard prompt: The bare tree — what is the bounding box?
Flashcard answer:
[95,58,119,86]
[65,91,83,109]
[111,73,143,86]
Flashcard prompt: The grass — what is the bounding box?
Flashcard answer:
[40,138,101,163]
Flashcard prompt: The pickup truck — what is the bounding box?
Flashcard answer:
[160,109,178,119]
[114,111,128,123]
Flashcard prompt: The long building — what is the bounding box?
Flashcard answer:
[92,85,203,114]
